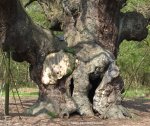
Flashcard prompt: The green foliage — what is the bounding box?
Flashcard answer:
[117,35,150,87]
[117,0,150,89]
[0,51,35,88]
[122,0,150,17]
[21,0,50,28]
[123,86,150,98]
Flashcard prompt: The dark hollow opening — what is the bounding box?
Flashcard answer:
[88,72,102,103]
[70,78,74,96]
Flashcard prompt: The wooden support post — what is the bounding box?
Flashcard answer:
[4,52,10,115]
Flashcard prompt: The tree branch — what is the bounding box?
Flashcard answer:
[0,0,67,65]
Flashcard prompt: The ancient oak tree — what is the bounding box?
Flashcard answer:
[0,0,148,118]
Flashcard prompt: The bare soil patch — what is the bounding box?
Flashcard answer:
[0,94,150,126]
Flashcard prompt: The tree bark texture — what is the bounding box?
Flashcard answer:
[0,0,148,119]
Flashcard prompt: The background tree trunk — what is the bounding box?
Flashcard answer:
[0,0,148,119]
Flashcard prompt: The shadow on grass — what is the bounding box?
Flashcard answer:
[123,97,150,114]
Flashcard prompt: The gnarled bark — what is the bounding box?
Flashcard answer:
[0,0,148,119]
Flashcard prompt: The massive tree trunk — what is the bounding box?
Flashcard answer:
[0,0,148,118]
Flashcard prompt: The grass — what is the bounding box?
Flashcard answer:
[1,88,38,97]
[1,86,149,99]
[9,91,38,97]
[123,87,150,99]
[22,0,50,28]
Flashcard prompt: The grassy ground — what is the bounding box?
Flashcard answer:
[123,87,150,99]
[1,87,38,97]
[0,87,150,126]
[1,86,149,99]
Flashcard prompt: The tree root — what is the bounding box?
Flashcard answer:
[99,105,132,119]
[26,84,77,118]
[25,100,56,116]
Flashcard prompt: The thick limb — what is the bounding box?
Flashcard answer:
[60,75,77,117]
[93,62,131,118]
[25,78,63,116]
[72,61,94,116]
